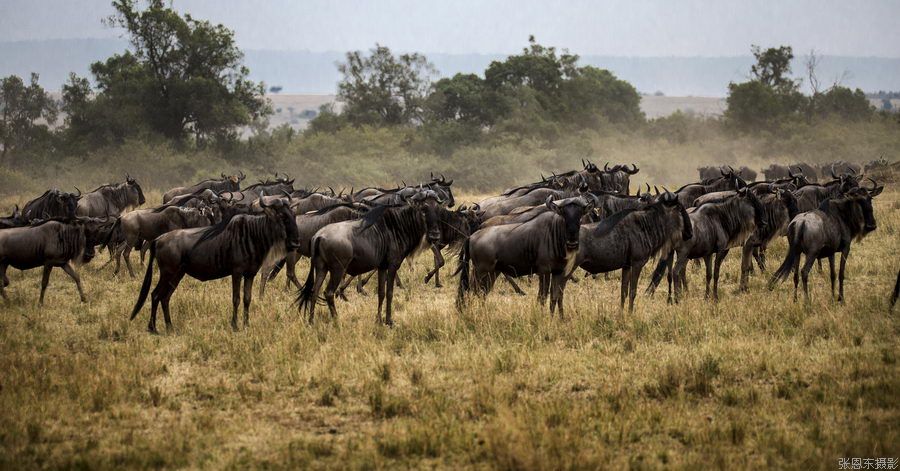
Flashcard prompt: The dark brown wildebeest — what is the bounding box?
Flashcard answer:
[456,196,593,317]
[675,167,747,208]
[478,187,582,219]
[575,191,692,312]
[698,166,722,181]
[790,163,819,183]
[0,206,24,229]
[737,166,757,182]
[287,192,351,215]
[820,160,861,178]
[0,218,103,304]
[423,204,482,288]
[220,176,295,206]
[21,188,81,222]
[76,174,146,218]
[260,202,369,295]
[601,163,640,194]
[297,191,445,325]
[648,188,767,302]
[112,205,216,277]
[768,182,882,304]
[738,187,800,290]
[498,174,568,198]
[162,172,245,204]
[793,174,861,212]
[130,197,300,333]
[762,164,791,181]
[748,168,810,195]
[864,156,889,174]
[159,188,222,210]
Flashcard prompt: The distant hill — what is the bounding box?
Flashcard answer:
[3,38,899,97]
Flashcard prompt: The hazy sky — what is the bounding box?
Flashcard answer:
[1,0,899,57]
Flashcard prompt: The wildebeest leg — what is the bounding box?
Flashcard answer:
[231,274,242,331]
[39,266,52,305]
[160,272,184,332]
[424,245,445,288]
[61,262,86,303]
[308,266,328,323]
[503,274,526,296]
[619,267,631,311]
[673,257,688,302]
[376,269,387,324]
[550,273,567,318]
[122,245,136,278]
[537,274,550,306]
[628,265,643,313]
[394,272,405,290]
[284,252,301,291]
[712,251,728,301]
[792,255,801,302]
[666,257,674,304]
[384,268,398,326]
[323,269,344,320]
[358,273,374,295]
[242,274,255,327]
[140,241,150,265]
[739,245,754,292]
[703,255,713,299]
[0,264,8,302]
[827,255,836,301]
[800,253,817,305]
[756,245,768,272]
[837,249,849,303]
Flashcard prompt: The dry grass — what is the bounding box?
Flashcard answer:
[1,187,898,470]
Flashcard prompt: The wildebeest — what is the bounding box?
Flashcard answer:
[76,174,146,218]
[790,163,819,183]
[0,206,24,229]
[793,174,860,212]
[675,167,747,208]
[457,196,593,317]
[162,172,245,204]
[601,163,640,194]
[821,161,861,178]
[479,187,581,219]
[738,187,799,290]
[649,188,766,302]
[21,188,81,222]
[260,202,369,295]
[769,182,882,303]
[762,164,791,181]
[0,218,102,304]
[220,176,295,206]
[736,166,757,182]
[864,156,890,174]
[698,166,723,181]
[423,204,483,288]
[111,205,217,277]
[130,197,300,333]
[575,191,691,312]
[297,191,445,325]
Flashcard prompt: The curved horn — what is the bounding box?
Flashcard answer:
[472,203,481,212]
[441,173,447,183]
[604,162,610,171]
[582,159,587,168]
[866,177,878,191]
[238,170,246,180]
[830,164,838,179]
[73,186,82,198]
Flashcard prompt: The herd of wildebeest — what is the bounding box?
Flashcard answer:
[1,157,897,333]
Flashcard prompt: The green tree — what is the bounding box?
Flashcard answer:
[68,0,270,147]
[725,45,805,132]
[815,86,873,121]
[426,73,504,127]
[335,44,436,127]
[0,73,58,162]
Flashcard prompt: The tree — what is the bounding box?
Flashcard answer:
[69,0,270,146]
[725,45,805,132]
[425,73,504,127]
[336,44,436,127]
[0,73,57,162]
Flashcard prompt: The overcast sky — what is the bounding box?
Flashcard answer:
[1,0,899,57]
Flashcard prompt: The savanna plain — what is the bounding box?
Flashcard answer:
[0,180,898,470]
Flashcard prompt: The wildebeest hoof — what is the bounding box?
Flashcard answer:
[147,327,160,335]
[434,283,443,288]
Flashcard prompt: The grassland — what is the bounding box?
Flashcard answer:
[0,185,898,470]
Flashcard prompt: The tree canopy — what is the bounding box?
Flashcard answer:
[0,73,57,162]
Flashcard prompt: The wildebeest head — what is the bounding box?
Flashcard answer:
[411,189,446,244]
[124,173,146,206]
[455,203,483,234]
[787,166,810,187]
[737,187,767,231]
[223,171,246,190]
[59,188,81,219]
[259,196,301,251]
[547,195,593,250]
[428,173,455,208]
[856,178,883,233]
[659,191,693,241]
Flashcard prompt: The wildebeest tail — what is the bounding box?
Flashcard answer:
[455,237,471,310]
[768,222,804,288]
[130,240,156,320]
[267,257,286,281]
[645,251,670,296]
[103,217,122,249]
[296,238,320,311]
